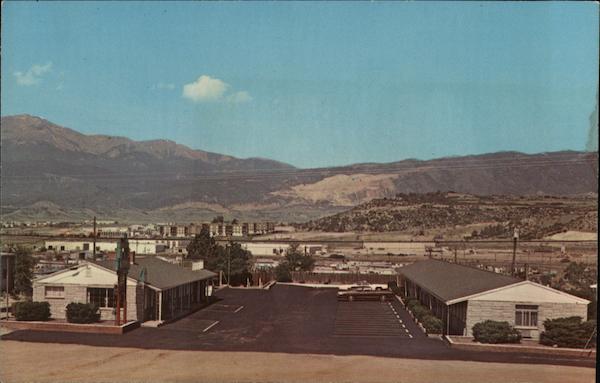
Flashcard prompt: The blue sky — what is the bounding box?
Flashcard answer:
[2,1,598,168]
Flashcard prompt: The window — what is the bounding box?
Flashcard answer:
[60,246,65,251]
[45,286,65,298]
[87,288,115,308]
[515,304,538,327]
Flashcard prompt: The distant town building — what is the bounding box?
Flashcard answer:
[45,240,116,253]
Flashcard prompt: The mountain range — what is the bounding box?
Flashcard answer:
[1,115,598,223]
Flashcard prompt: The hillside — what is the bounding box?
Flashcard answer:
[1,115,598,222]
[298,192,598,239]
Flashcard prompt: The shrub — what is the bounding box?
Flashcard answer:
[405,298,420,310]
[540,317,596,348]
[66,302,100,323]
[411,305,430,321]
[274,263,292,282]
[421,315,443,334]
[12,301,51,321]
[472,320,521,344]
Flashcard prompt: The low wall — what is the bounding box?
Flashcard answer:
[0,320,140,335]
[251,271,397,285]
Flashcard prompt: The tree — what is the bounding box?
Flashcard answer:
[211,216,224,224]
[274,263,292,282]
[225,242,252,280]
[190,238,252,285]
[13,247,36,296]
[284,244,315,272]
[186,227,218,260]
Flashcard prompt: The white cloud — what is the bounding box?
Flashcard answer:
[14,62,53,86]
[228,91,252,104]
[182,75,229,102]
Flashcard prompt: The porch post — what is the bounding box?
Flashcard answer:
[446,304,450,335]
[158,291,162,322]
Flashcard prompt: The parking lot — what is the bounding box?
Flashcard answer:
[334,301,413,338]
[1,284,595,367]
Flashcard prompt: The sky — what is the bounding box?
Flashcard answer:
[1,1,598,168]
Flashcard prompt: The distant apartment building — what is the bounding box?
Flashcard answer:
[157,224,190,237]
[207,221,274,238]
[97,226,129,238]
[156,221,274,238]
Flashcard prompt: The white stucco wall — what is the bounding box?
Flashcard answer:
[465,300,588,339]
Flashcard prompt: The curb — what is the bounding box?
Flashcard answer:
[446,336,597,357]
[396,295,442,337]
[263,281,277,290]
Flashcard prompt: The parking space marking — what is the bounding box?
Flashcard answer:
[202,320,219,333]
[334,301,412,338]
[234,305,244,313]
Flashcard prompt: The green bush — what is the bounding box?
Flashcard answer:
[472,320,521,344]
[274,264,292,282]
[411,305,430,321]
[421,315,444,334]
[405,298,420,310]
[66,302,100,323]
[540,317,596,348]
[12,301,51,321]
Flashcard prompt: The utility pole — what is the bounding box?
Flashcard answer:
[511,228,519,277]
[454,247,458,264]
[92,216,97,260]
[5,255,9,321]
[227,244,231,287]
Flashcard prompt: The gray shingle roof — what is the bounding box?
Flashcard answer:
[94,257,217,290]
[399,259,521,303]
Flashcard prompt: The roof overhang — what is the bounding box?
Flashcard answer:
[446,280,590,305]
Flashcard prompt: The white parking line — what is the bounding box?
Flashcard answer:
[234,305,244,313]
[202,320,219,332]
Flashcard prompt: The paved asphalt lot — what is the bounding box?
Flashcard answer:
[1,285,595,367]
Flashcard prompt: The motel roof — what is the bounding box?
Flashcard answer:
[94,257,217,290]
[399,259,522,303]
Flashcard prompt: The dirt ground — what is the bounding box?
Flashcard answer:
[0,341,594,383]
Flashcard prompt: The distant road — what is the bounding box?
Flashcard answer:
[0,232,597,243]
